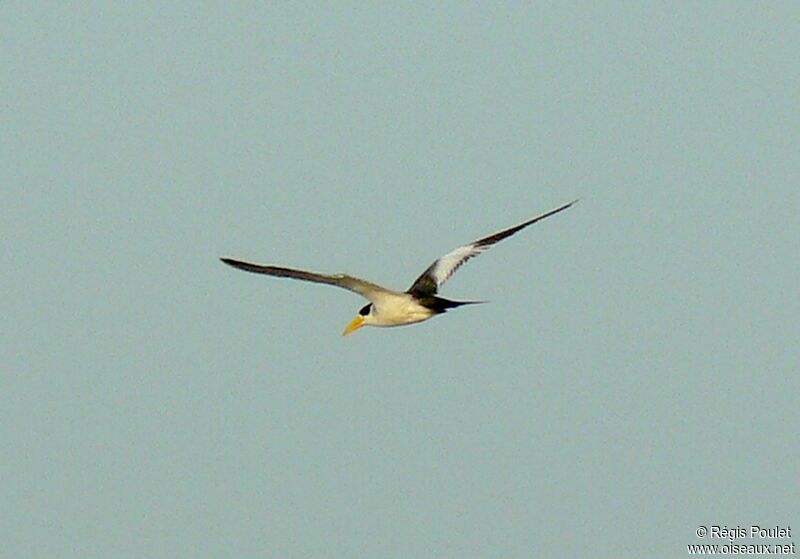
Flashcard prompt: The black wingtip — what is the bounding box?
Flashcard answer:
[220,257,245,270]
[535,198,580,222]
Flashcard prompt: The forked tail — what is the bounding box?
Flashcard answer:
[433,297,488,312]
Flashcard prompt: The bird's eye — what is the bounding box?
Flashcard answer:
[359,303,372,316]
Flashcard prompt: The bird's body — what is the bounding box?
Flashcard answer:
[357,292,482,328]
[221,200,577,335]
[368,291,437,326]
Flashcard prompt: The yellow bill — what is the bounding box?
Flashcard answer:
[342,315,365,336]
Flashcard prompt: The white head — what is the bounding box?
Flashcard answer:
[342,303,374,336]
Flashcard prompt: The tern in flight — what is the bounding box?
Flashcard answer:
[221,199,577,335]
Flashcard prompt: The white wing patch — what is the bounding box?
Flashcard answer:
[427,243,489,289]
[406,200,577,297]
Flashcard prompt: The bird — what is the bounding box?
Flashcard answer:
[221,200,577,336]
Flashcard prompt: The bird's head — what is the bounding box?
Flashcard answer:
[342,303,373,336]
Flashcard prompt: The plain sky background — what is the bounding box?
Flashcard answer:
[2,3,798,558]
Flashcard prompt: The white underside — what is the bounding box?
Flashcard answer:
[367,292,435,327]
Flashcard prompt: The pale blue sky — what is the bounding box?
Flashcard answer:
[2,3,798,558]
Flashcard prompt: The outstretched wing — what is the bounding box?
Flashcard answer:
[220,258,390,302]
[406,200,578,297]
